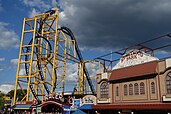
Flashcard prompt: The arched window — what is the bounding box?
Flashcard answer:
[151,82,155,94]
[134,83,139,95]
[100,82,109,98]
[116,86,119,96]
[124,84,128,96]
[129,84,133,95]
[166,72,171,94]
[140,82,145,95]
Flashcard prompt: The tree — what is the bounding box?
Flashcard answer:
[7,89,27,101]
[0,92,5,110]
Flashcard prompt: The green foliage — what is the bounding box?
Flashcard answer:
[0,92,5,109]
[6,90,14,98]
[7,89,27,101]
[0,89,27,110]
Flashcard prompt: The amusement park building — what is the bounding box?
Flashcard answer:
[93,50,171,113]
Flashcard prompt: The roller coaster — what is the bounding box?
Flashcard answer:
[13,8,100,108]
[10,6,171,114]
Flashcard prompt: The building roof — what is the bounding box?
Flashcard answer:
[12,104,32,110]
[72,109,86,114]
[109,61,158,82]
[92,103,171,110]
[79,104,94,110]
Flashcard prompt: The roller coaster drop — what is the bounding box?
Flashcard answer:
[13,9,96,105]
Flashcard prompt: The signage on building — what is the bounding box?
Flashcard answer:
[101,73,108,79]
[45,92,63,102]
[16,101,33,105]
[112,49,159,69]
[82,95,96,104]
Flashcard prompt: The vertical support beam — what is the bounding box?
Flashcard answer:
[13,18,26,104]
[80,62,84,94]
[51,13,59,93]
[62,37,67,95]
[26,17,37,101]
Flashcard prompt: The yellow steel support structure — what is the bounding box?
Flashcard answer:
[13,8,80,104]
[13,8,101,105]
[77,62,84,94]
[74,60,103,94]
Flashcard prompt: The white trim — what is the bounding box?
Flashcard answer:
[166,58,171,68]
[97,98,110,103]
[162,96,171,102]
[112,49,159,70]
[101,73,108,79]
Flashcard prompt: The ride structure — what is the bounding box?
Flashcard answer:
[13,8,96,107]
[94,33,171,71]
[11,6,171,114]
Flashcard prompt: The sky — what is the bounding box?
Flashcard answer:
[1,0,171,93]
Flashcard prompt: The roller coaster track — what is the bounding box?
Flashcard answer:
[25,10,56,100]
[25,10,95,100]
[60,26,95,95]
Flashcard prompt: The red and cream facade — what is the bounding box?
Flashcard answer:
[93,50,171,113]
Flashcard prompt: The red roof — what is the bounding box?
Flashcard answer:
[93,103,171,110]
[109,61,158,81]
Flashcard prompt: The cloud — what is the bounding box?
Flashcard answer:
[0,57,5,61]
[21,0,64,19]
[20,0,171,52]
[58,0,171,52]
[65,62,100,82]
[52,0,58,8]
[10,59,18,66]
[10,58,26,75]
[65,63,78,82]
[0,22,19,49]
[28,8,40,17]
[22,0,51,10]
[0,84,14,94]
[0,57,5,71]
[21,0,61,13]
[19,69,25,75]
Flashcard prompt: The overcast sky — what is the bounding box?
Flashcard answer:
[59,0,171,51]
[1,0,171,93]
